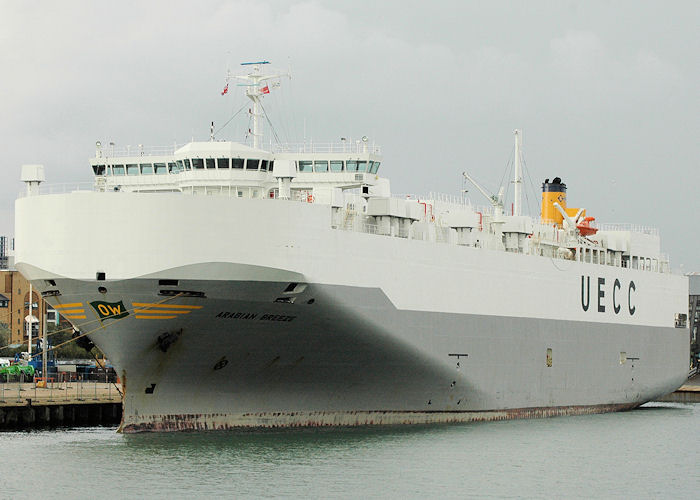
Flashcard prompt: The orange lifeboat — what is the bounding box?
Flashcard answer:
[577,216,598,236]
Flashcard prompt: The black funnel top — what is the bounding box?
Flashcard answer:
[542,177,566,192]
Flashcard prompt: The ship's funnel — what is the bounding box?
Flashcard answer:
[541,177,566,225]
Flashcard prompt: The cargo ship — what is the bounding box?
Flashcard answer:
[14,62,689,432]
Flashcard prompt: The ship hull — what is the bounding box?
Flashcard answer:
[14,193,690,432]
[20,273,688,433]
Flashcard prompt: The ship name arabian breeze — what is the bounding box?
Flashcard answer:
[14,62,689,432]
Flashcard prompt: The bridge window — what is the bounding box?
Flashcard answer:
[314,161,328,172]
[183,159,192,170]
[299,161,313,172]
[168,162,178,173]
[357,161,367,172]
[176,160,185,172]
[369,161,380,174]
[206,158,216,169]
[260,160,269,171]
[92,165,106,175]
[247,159,260,170]
[113,165,125,176]
[232,158,244,169]
[155,163,167,174]
[192,159,204,169]
[330,161,343,172]
[269,160,274,171]
[141,164,154,174]
[127,164,139,176]
[346,160,358,172]
[217,158,229,169]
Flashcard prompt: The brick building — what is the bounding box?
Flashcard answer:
[0,269,47,346]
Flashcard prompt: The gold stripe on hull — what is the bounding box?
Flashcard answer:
[135,315,178,319]
[132,303,203,309]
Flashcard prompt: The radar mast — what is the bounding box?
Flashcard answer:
[225,61,289,150]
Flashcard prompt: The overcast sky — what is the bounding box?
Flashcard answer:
[1,0,698,270]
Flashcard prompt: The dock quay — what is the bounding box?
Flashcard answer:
[0,382,122,429]
[656,372,700,403]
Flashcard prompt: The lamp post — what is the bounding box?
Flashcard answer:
[27,284,32,356]
[42,308,47,381]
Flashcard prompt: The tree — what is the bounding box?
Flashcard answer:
[0,322,25,357]
[0,322,8,346]
[47,323,96,359]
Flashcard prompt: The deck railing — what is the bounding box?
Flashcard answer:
[273,142,381,154]
[93,141,382,158]
[598,223,659,236]
[98,144,182,158]
[17,182,96,198]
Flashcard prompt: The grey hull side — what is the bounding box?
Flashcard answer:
[34,272,689,433]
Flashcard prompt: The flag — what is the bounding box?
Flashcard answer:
[221,83,229,96]
[260,85,270,94]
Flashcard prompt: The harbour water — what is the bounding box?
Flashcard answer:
[1,402,698,499]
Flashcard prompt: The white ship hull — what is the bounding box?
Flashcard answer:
[14,193,689,432]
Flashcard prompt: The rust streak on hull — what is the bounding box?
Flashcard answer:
[122,403,640,433]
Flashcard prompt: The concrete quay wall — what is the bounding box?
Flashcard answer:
[0,401,122,429]
[0,382,123,429]
[655,373,700,403]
